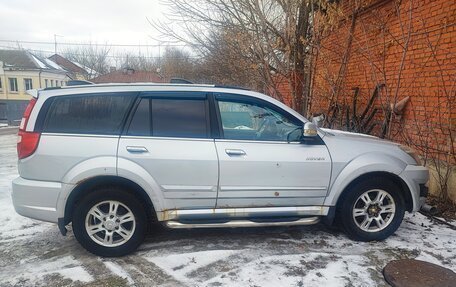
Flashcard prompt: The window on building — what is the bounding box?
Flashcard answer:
[0,78,2,90]
[8,78,18,92]
[43,93,135,135]
[45,79,49,88]
[50,80,54,87]
[24,78,33,90]
[61,81,64,86]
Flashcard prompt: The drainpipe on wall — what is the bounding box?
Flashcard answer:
[0,61,5,100]
[38,68,42,88]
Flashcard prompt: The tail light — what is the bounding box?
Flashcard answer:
[17,98,40,159]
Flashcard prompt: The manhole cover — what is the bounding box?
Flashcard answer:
[383,259,456,287]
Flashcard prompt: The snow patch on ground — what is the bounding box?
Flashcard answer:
[205,252,376,287]
[1,256,93,285]
[103,260,135,285]
[145,249,239,283]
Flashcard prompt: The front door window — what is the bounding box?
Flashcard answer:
[217,100,302,141]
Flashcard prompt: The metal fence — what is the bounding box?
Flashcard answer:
[0,100,29,126]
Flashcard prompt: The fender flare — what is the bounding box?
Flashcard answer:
[61,156,117,184]
[324,153,408,207]
[57,156,118,219]
[57,157,166,222]
[116,157,167,218]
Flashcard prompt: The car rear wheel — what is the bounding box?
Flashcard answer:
[338,177,405,241]
[72,187,147,257]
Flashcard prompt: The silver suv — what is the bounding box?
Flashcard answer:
[12,84,429,256]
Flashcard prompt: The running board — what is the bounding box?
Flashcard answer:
[165,216,320,229]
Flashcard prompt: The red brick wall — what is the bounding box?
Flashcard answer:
[278,0,455,163]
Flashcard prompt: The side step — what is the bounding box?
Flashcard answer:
[165,216,320,229]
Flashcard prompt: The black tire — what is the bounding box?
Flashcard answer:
[72,187,147,257]
[337,177,405,241]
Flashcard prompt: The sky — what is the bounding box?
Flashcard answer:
[0,0,181,57]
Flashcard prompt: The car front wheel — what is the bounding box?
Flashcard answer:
[338,177,405,241]
[72,187,147,257]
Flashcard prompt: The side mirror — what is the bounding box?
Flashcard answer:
[303,122,318,137]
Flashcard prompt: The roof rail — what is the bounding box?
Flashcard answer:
[169,78,194,84]
[214,85,250,91]
[67,80,94,86]
[43,86,61,91]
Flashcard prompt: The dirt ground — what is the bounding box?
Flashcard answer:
[1,133,455,287]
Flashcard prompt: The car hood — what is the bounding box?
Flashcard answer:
[320,128,398,147]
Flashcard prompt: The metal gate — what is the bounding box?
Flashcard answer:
[0,102,7,121]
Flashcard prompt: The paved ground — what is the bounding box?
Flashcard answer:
[0,133,455,287]
[0,126,18,136]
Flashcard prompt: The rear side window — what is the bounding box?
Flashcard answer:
[43,93,135,134]
[126,97,209,138]
[151,99,208,138]
[127,98,151,136]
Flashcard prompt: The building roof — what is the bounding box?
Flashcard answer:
[91,68,164,84]
[0,49,65,72]
[48,54,88,75]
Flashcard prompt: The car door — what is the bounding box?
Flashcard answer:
[214,93,331,208]
[117,92,218,210]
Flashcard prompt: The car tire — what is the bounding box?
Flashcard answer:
[72,187,147,257]
[338,177,405,241]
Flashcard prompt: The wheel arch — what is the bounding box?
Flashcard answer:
[336,171,413,212]
[63,175,156,225]
[323,171,413,226]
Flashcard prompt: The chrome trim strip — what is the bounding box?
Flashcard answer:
[165,216,320,229]
[220,186,327,191]
[158,206,329,221]
[215,139,302,144]
[41,133,119,138]
[121,135,214,142]
[161,185,216,191]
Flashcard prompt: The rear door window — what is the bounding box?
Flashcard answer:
[43,93,135,135]
[127,98,151,136]
[151,98,209,138]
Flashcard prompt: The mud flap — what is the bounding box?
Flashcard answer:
[58,217,67,236]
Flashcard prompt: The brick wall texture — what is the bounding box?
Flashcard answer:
[277,0,455,163]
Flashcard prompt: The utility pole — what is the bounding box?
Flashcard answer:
[54,34,57,55]
[54,34,63,55]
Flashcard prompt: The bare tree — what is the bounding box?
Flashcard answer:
[115,52,157,72]
[152,0,335,115]
[63,43,111,78]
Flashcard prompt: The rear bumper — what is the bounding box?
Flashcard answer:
[399,165,429,212]
[12,177,63,223]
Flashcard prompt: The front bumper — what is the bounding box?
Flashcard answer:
[399,165,429,212]
[12,177,63,223]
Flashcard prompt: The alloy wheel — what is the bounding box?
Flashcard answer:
[85,200,136,247]
[352,189,396,232]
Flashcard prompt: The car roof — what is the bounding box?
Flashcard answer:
[35,83,260,101]
[26,83,310,130]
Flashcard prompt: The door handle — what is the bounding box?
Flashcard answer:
[126,146,148,153]
[225,149,246,156]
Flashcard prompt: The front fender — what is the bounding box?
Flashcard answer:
[324,153,407,206]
